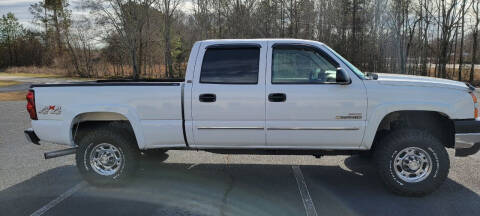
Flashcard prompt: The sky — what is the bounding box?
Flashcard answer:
[0,0,87,29]
[0,0,194,29]
[0,0,40,28]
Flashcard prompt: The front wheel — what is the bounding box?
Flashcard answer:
[76,126,140,186]
[374,129,450,196]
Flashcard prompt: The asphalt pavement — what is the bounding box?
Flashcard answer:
[0,101,479,216]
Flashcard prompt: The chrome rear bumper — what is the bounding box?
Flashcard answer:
[454,119,480,156]
[455,133,480,156]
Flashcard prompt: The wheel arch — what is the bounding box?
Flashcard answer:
[69,111,143,149]
[365,110,455,150]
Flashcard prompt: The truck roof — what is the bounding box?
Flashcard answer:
[199,38,325,45]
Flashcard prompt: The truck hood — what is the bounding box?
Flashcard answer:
[375,73,469,91]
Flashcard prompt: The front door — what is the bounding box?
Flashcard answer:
[191,42,267,147]
[265,42,367,148]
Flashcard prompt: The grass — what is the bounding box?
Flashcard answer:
[0,80,23,87]
[0,72,94,82]
[0,72,62,78]
[0,91,26,101]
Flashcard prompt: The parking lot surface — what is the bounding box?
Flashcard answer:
[1,100,479,216]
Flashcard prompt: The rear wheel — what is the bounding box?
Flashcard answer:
[374,129,449,196]
[76,125,140,186]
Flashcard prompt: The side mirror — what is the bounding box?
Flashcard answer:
[336,68,351,85]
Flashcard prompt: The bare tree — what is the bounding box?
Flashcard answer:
[63,17,99,77]
[457,0,470,80]
[390,0,420,74]
[46,0,71,55]
[156,0,182,78]
[87,0,155,79]
[193,0,211,39]
[30,0,71,60]
[434,0,462,78]
[471,0,480,82]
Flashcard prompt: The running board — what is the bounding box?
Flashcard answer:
[44,147,77,159]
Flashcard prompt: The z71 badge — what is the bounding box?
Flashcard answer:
[39,105,62,115]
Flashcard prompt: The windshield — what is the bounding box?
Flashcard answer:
[323,45,366,80]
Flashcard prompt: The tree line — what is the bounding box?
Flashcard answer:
[1,0,480,82]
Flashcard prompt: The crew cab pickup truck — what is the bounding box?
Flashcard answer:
[24,39,480,196]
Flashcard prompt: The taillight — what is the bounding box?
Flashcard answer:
[26,90,37,120]
[470,92,478,119]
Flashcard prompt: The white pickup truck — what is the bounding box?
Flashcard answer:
[24,39,480,196]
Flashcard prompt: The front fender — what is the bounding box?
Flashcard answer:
[361,102,454,149]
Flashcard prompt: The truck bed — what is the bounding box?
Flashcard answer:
[30,81,186,149]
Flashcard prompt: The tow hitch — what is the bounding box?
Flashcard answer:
[24,128,77,159]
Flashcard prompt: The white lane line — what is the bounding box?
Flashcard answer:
[187,163,200,169]
[30,181,86,216]
[292,165,318,216]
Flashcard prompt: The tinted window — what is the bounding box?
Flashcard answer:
[272,47,337,84]
[200,48,260,84]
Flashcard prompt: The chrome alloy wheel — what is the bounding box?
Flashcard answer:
[89,143,123,176]
[393,147,432,183]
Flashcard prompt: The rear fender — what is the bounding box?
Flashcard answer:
[66,104,144,149]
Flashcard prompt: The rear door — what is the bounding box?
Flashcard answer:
[190,42,267,147]
[265,42,367,148]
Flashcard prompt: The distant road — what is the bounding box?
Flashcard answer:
[0,75,86,92]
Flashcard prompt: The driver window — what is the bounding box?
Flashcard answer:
[272,47,337,84]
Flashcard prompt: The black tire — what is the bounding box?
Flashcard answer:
[374,129,450,196]
[359,130,390,159]
[358,150,373,159]
[76,125,140,186]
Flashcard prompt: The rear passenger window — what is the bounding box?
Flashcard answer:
[200,48,260,84]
